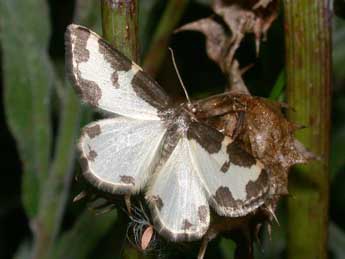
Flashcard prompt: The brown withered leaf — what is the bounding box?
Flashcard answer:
[214,0,275,9]
[176,17,230,71]
[176,0,279,93]
[229,60,251,94]
[212,0,280,56]
[253,0,275,9]
[213,4,257,58]
[176,18,251,93]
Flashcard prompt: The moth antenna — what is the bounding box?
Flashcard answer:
[168,47,192,105]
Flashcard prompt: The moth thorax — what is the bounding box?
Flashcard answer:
[175,114,191,132]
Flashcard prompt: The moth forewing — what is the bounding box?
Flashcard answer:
[65,24,171,120]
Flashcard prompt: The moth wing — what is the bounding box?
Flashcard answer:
[79,117,166,194]
[65,24,171,120]
[187,123,269,217]
[146,138,210,242]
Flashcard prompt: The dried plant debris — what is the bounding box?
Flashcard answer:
[228,60,251,94]
[197,197,279,259]
[176,17,231,73]
[177,0,279,92]
[253,0,275,9]
[176,20,250,94]
[213,0,279,55]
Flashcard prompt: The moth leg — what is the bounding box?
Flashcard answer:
[254,223,264,252]
[197,237,209,259]
[197,231,217,259]
[233,230,254,259]
[125,194,132,215]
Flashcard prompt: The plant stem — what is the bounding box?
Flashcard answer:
[143,0,188,76]
[100,1,146,259]
[101,0,139,62]
[284,1,331,258]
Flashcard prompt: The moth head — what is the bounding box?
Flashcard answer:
[178,102,198,123]
[187,102,197,113]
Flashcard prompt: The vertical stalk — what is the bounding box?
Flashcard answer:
[101,0,139,62]
[100,1,144,258]
[284,1,331,259]
[143,0,188,76]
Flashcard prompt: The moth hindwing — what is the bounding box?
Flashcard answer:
[65,24,270,242]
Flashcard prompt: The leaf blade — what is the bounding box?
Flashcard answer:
[0,0,53,217]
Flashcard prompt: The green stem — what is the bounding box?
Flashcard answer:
[100,1,147,259]
[143,0,188,76]
[101,0,139,62]
[284,1,331,258]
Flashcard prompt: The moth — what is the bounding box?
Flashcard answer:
[65,24,270,242]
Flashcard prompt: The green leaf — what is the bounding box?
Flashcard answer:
[143,0,189,75]
[139,0,159,54]
[269,70,285,101]
[219,238,236,259]
[36,83,82,245]
[331,126,345,178]
[334,17,345,80]
[194,0,213,5]
[13,240,31,259]
[331,95,345,178]
[75,0,102,32]
[329,222,345,259]
[334,0,345,19]
[49,210,117,259]
[31,0,103,254]
[0,0,53,217]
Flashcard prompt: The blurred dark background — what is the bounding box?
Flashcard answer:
[0,0,344,259]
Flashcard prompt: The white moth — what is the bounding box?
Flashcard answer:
[65,24,270,242]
